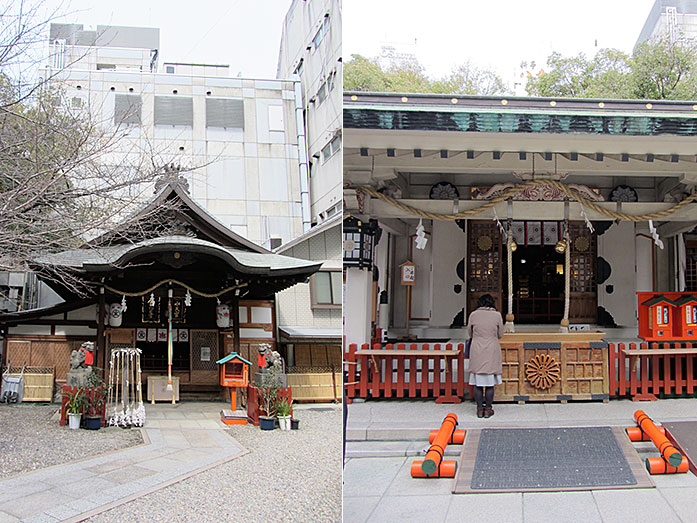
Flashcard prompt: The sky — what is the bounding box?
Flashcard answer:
[43,0,293,78]
[344,0,657,92]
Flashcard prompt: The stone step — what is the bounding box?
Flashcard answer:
[346,440,463,459]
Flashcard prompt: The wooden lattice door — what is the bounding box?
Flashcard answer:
[467,221,503,314]
[190,329,219,385]
[687,241,697,292]
[568,223,597,323]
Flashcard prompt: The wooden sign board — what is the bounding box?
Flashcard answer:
[400,261,415,286]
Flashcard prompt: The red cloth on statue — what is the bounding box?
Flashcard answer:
[80,348,94,366]
[258,353,267,368]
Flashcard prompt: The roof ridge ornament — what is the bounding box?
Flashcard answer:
[154,163,190,194]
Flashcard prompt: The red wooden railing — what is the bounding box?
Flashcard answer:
[344,343,472,404]
[59,385,106,426]
[345,341,697,403]
[608,342,697,401]
[246,385,293,426]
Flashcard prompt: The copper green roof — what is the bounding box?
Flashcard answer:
[675,295,697,306]
[216,352,252,366]
[344,92,697,136]
[642,295,678,307]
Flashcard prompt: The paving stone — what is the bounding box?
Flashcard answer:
[343,457,406,498]
[42,468,97,487]
[446,493,523,522]
[2,489,74,519]
[21,513,59,523]
[44,504,81,521]
[100,465,158,485]
[658,486,697,523]
[593,488,682,523]
[368,494,451,522]
[343,496,381,523]
[523,491,602,523]
[51,476,119,496]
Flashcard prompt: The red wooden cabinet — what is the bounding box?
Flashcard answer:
[638,292,697,342]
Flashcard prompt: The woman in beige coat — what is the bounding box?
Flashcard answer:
[467,294,503,418]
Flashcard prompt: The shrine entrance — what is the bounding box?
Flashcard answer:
[467,220,598,324]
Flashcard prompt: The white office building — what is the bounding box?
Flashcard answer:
[46,23,309,249]
[636,0,697,46]
[277,0,342,226]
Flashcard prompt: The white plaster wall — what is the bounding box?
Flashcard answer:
[635,223,654,292]
[344,268,372,346]
[430,221,467,327]
[597,221,637,327]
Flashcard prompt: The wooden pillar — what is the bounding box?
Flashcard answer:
[232,295,240,354]
[97,287,106,377]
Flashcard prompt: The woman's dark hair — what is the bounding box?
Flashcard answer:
[476,294,496,310]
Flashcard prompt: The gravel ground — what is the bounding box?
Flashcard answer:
[0,403,144,477]
[88,406,343,523]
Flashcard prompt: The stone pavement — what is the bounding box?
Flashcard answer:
[344,398,697,522]
[0,402,246,523]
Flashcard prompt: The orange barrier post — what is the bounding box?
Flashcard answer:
[634,410,683,467]
[626,425,665,442]
[429,429,466,445]
[646,456,689,474]
[411,460,457,478]
[422,413,458,475]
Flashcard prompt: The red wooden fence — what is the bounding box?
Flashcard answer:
[246,385,293,426]
[608,342,697,401]
[344,343,472,404]
[345,342,697,403]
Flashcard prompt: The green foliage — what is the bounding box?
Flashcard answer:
[344,54,510,95]
[274,396,292,417]
[525,36,697,100]
[63,388,86,415]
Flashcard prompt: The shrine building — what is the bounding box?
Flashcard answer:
[0,177,321,397]
[343,92,697,345]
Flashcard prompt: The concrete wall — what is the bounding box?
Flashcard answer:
[50,48,304,248]
[277,0,342,223]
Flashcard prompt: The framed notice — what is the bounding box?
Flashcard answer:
[399,261,416,286]
[200,347,211,362]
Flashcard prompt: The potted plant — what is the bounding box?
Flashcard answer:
[84,371,106,430]
[258,385,278,430]
[63,388,85,430]
[275,396,292,431]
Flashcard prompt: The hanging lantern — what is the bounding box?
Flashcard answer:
[109,303,124,327]
[216,303,230,328]
[510,238,517,252]
[555,238,568,254]
[343,216,379,269]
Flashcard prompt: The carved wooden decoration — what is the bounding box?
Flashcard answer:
[477,235,493,251]
[525,354,561,390]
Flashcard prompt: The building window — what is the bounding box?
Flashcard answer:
[317,82,328,105]
[312,15,330,52]
[97,63,116,70]
[321,135,341,163]
[311,270,341,308]
[71,96,83,108]
[269,238,283,250]
[166,65,175,74]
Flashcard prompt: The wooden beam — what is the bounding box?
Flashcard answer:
[365,198,697,222]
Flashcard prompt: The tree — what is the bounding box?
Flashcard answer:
[631,35,697,99]
[344,54,510,95]
[0,2,181,298]
[525,36,697,100]
[525,49,632,98]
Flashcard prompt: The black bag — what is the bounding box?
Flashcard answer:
[464,338,471,358]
